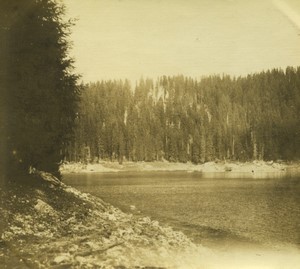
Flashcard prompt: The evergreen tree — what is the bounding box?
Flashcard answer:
[0,0,79,179]
[67,68,300,164]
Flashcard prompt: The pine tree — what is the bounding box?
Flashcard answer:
[0,0,79,179]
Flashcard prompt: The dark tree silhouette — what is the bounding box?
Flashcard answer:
[0,0,80,180]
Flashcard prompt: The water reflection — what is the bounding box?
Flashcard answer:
[64,171,300,249]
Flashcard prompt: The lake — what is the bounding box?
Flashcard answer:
[63,171,300,250]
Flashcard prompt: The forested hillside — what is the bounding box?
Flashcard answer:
[65,67,300,164]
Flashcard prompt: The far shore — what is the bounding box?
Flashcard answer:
[60,160,300,177]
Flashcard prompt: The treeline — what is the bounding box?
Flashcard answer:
[65,67,300,163]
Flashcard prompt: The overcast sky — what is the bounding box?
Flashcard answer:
[64,0,300,83]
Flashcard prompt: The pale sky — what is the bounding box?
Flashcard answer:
[64,0,300,83]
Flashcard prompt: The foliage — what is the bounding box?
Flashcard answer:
[0,0,80,179]
[68,68,300,163]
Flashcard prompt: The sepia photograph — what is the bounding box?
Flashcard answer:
[1,0,300,268]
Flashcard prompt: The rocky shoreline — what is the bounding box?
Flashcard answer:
[60,160,300,177]
[0,171,207,269]
[1,170,300,268]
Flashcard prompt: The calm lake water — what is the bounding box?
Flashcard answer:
[63,172,300,250]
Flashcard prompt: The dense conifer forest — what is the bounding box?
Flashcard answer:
[65,67,300,164]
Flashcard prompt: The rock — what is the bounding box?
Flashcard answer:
[107,213,117,221]
[141,217,151,224]
[85,241,98,249]
[130,205,136,210]
[37,224,44,231]
[34,199,57,216]
[66,216,77,225]
[75,256,86,263]
[53,254,70,264]
[152,221,160,227]
[69,244,79,253]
